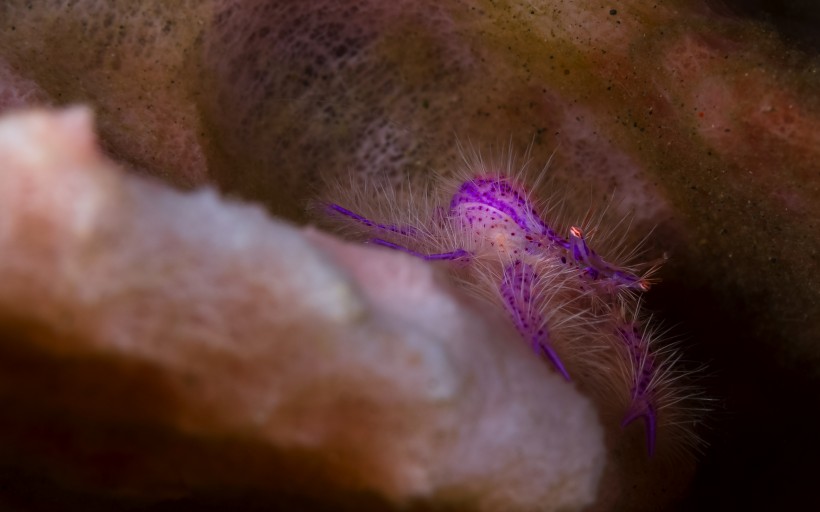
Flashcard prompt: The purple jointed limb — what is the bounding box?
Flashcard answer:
[325,204,469,260]
[499,261,571,381]
[622,401,658,457]
[370,238,471,261]
[569,226,649,291]
[326,204,418,236]
[617,323,659,456]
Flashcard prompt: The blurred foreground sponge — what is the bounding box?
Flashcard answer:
[0,107,604,511]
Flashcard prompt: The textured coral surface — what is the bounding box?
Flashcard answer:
[0,0,818,510]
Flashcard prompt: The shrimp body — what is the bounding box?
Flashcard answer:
[319,153,702,456]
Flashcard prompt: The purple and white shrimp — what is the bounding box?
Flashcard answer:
[317,151,699,456]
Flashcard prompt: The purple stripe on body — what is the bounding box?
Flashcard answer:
[449,178,568,247]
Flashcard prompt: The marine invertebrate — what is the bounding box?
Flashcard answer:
[321,148,691,456]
